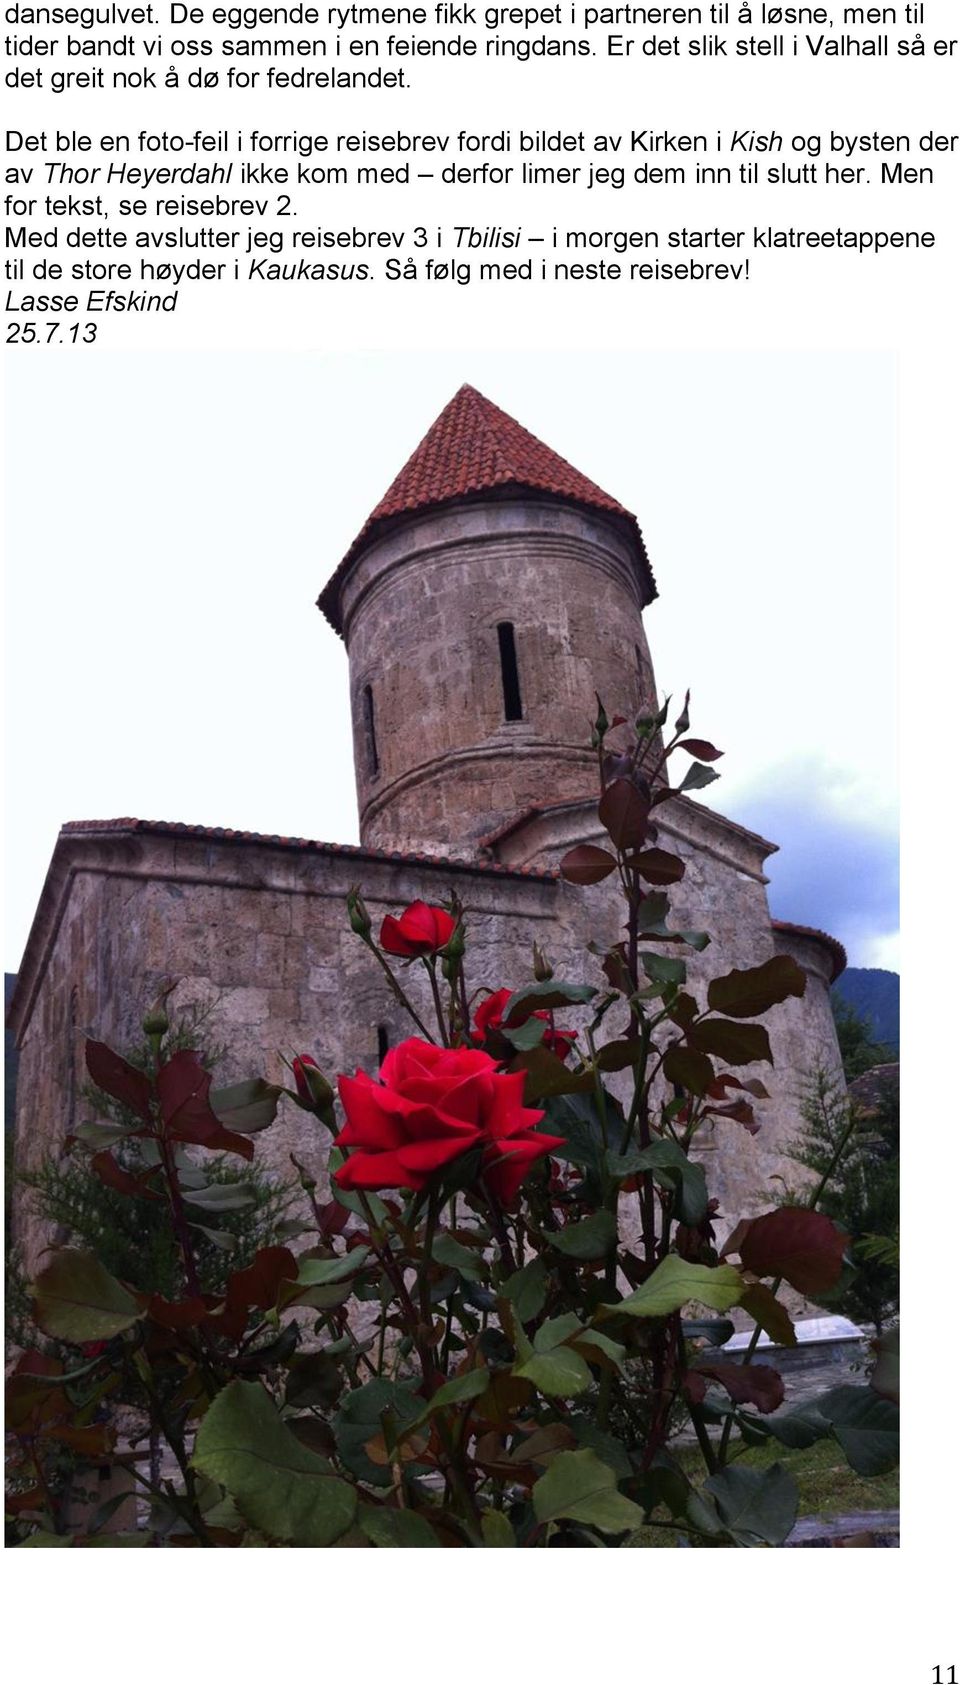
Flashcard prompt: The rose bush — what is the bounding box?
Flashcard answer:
[7,694,899,1548]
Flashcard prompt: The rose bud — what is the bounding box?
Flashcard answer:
[292,1055,335,1114]
[379,900,456,958]
[346,886,372,940]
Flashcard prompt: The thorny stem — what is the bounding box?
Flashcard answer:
[424,958,450,1047]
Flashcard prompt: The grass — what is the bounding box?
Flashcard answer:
[678,1434,899,1514]
[625,1438,898,1546]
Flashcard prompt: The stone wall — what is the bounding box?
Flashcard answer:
[9,808,842,1275]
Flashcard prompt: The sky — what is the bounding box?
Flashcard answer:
[4,349,898,973]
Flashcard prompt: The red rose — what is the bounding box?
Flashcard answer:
[379,900,456,958]
[472,989,579,1064]
[471,987,513,1041]
[334,1037,564,1202]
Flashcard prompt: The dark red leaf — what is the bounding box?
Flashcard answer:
[45,1421,116,1456]
[706,1073,770,1101]
[595,1038,643,1073]
[703,1098,761,1134]
[147,1294,210,1331]
[688,1020,773,1066]
[158,1050,255,1160]
[602,945,633,994]
[597,777,651,851]
[559,844,617,885]
[667,993,699,1031]
[695,1361,785,1413]
[678,739,724,762]
[625,847,686,886]
[734,1208,847,1295]
[224,1246,298,1316]
[85,1041,153,1122]
[706,956,806,1019]
[682,1372,707,1405]
[317,1199,351,1239]
[663,1044,714,1097]
[92,1151,162,1201]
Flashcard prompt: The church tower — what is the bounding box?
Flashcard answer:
[318,385,660,856]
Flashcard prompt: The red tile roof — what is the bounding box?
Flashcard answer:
[771,918,847,982]
[59,818,560,882]
[318,384,655,633]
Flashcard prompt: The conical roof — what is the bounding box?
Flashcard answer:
[317,384,655,632]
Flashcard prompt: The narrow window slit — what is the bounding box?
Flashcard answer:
[363,683,379,776]
[376,1024,390,1065]
[497,622,523,721]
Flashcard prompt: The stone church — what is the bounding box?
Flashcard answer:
[8,384,846,1269]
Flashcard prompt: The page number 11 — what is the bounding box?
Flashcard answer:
[933,1669,957,1683]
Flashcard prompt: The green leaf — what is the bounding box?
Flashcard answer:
[679,762,721,793]
[516,1345,592,1399]
[570,1421,634,1480]
[707,955,806,1019]
[572,1328,626,1370]
[544,1089,628,1176]
[17,1531,74,1547]
[188,1223,237,1252]
[181,1183,257,1213]
[516,1314,596,1397]
[502,981,597,1026]
[677,929,711,952]
[549,1210,617,1260]
[702,1462,798,1546]
[739,1281,797,1348]
[606,1256,744,1319]
[815,1385,900,1476]
[532,1449,646,1535]
[502,1015,548,1052]
[32,1250,143,1343]
[432,1232,485,1282]
[192,1380,357,1547]
[634,891,670,932]
[499,1256,548,1323]
[358,1507,437,1548]
[481,1510,516,1546]
[209,1078,283,1134]
[640,951,687,986]
[334,1379,424,1488]
[72,1120,142,1150]
[404,1367,490,1434]
[278,1248,370,1309]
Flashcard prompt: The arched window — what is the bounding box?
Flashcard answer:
[362,683,379,776]
[497,622,523,721]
